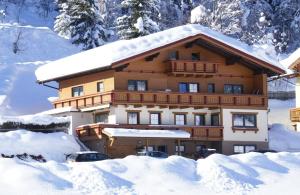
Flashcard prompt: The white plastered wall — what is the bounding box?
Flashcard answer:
[113,105,220,125]
[53,112,93,135]
[222,109,268,142]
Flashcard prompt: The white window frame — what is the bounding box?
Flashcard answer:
[128,112,139,124]
[150,113,160,125]
[97,82,104,92]
[72,86,84,97]
[175,114,186,125]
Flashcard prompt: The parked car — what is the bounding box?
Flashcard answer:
[66,151,109,162]
[137,151,168,158]
[249,149,278,153]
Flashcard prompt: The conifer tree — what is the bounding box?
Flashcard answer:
[55,0,109,50]
[116,0,161,40]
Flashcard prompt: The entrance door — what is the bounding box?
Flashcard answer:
[157,145,167,153]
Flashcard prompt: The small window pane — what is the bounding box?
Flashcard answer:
[175,145,185,152]
[137,81,147,91]
[208,83,215,93]
[233,85,243,94]
[169,51,179,60]
[189,83,199,93]
[128,80,136,91]
[191,53,200,60]
[245,145,256,153]
[211,114,219,126]
[150,113,160,125]
[128,112,138,124]
[195,115,205,126]
[244,115,256,127]
[175,114,185,125]
[234,145,244,153]
[179,83,188,93]
[224,85,233,94]
[95,113,108,123]
[97,82,104,92]
[72,86,83,97]
[233,114,244,127]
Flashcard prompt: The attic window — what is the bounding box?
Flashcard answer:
[169,51,179,60]
[191,53,200,61]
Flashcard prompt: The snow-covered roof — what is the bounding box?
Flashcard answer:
[36,24,285,82]
[281,48,300,69]
[40,106,79,115]
[102,128,190,138]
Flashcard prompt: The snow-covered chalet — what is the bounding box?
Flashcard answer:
[35,24,285,158]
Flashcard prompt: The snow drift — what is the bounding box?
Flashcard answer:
[0,130,79,161]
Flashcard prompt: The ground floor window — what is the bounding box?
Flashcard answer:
[175,145,185,155]
[195,114,205,126]
[232,113,257,128]
[150,112,161,125]
[128,112,139,124]
[157,145,167,153]
[175,114,186,125]
[94,112,109,123]
[233,145,256,154]
[211,114,219,126]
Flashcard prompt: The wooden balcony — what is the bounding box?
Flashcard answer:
[290,108,300,122]
[76,124,223,141]
[112,91,267,109]
[167,60,220,76]
[53,90,267,109]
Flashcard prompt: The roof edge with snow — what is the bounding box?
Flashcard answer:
[36,24,285,83]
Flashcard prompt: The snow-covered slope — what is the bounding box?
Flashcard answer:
[0,1,80,115]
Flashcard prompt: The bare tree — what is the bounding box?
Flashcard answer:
[13,30,23,54]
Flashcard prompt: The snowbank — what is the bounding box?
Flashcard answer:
[0,130,79,161]
[35,24,285,82]
[1,153,300,194]
[269,124,300,152]
[0,114,69,126]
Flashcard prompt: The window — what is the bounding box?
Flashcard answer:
[191,53,200,61]
[128,112,139,124]
[94,112,108,123]
[143,146,154,152]
[195,114,205,126]
[189,83,199,93]
[150,113,161,125]
[72,86,83,97]
[97,82,104,92]
[157,145,167,153]
[169,51,179,60]
[175,145,185,155]
[233,114,257,128]
[179,83,199,93]
[234,145,256,154]
[196,145,206,152]
[179,83,188,93]
[211,114,219,126]
[224,84,243,94]
[175,114,186,125]
[128,80,147,91]
[208,83,215,93]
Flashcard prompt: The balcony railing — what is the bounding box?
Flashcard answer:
[167,60,220,75]
[112,91,267,109]
[290,108,300,122]
[76,124,223,141]
[53,90,267,109]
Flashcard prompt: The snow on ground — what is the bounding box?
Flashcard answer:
[269,124,300,152]
[268,98,295,129]
[0,1,80,115]
[0,152,300,195]
[0,130,79,162]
